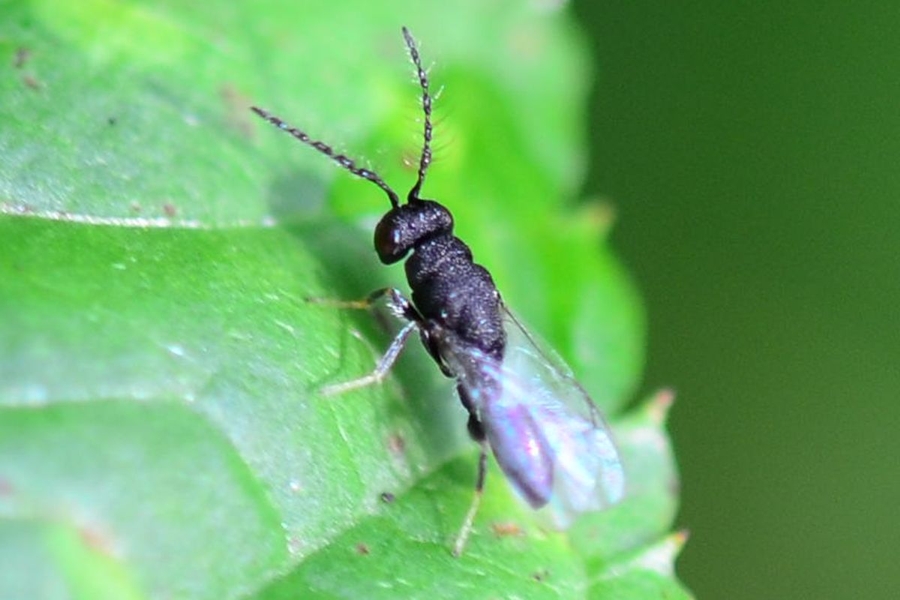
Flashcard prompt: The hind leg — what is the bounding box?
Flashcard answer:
[450,400,490,557]
[452,429,489,557]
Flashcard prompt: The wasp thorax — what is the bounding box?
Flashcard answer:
[374,199,454,264]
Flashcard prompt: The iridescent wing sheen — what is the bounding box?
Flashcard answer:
[436,306,625,528]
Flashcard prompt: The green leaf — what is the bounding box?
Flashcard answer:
[1,1,689,598]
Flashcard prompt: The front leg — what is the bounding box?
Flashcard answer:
[307,287,418,321]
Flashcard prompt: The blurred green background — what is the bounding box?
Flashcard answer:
[572,2,899,599]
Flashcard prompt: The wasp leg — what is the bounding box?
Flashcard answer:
[315,288,422,396]
[321,320,417,396]
[307,286,396,310]
[452,441,489,557]
[309,287,420,322]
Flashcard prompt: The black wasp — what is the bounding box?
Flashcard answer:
[252,27,624,556]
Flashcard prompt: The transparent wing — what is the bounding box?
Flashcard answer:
[436,306,625,528]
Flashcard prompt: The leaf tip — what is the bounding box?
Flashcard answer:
[647,388,676,425]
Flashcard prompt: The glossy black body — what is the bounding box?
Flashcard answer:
[374,197,507,447]
[375,199,505,360]
[248,30,624,556]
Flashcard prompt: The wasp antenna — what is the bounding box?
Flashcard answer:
[401,27,433,203]
[250,106,400,208]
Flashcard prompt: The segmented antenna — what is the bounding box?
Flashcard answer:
[250,106,401,208]
[401,26,433,203]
